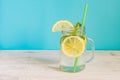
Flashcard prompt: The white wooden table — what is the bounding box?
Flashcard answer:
[0,50,119,80]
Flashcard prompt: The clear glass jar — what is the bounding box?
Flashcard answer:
[59,30,95,72]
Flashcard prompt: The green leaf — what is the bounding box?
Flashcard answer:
[74,22,82,30]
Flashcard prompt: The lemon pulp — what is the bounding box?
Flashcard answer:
[52,20,74,32]
[61,36,86,58]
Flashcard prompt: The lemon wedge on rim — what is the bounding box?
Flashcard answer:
[52,20,74,32]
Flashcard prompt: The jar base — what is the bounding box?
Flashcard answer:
[60,65,85,72]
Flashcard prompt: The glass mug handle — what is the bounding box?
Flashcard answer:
[84,37,95,63]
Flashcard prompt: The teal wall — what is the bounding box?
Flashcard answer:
[0,0,120,50]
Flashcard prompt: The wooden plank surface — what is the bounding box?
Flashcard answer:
[0,50,120,80]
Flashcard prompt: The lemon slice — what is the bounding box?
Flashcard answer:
[61,36,85,58]
[52,20,74,32]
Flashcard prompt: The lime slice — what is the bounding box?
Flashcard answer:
[52,20,74,32]
[61,36,85,58]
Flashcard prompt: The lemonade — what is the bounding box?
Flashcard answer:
[52,3,94,72]
[59,24,87,72]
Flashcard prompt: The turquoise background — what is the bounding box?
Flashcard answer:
[0,0,120,50]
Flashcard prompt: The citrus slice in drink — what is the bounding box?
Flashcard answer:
[61,36,85,58]
[52,20,74,32]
